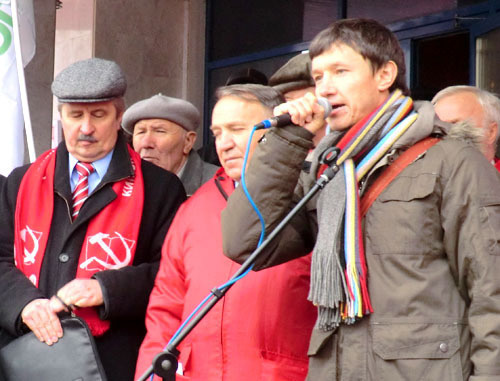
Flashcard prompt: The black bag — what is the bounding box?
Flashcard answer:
[0,316,107,381]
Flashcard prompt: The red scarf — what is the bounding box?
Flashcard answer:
[14,146,144,336]
[494,157,500,172]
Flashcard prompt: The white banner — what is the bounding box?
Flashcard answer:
[0,0,35,176]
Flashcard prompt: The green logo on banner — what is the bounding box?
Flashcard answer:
[0,9,13,55]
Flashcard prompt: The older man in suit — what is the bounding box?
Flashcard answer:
[0,58,186,381]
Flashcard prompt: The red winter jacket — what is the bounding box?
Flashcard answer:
[495,157,500,172]
[135,168,316,381]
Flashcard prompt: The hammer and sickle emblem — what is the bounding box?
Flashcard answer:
[80,232,133,270]
[20,226,41,264]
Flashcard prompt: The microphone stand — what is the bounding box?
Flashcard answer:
[137,148,341,381]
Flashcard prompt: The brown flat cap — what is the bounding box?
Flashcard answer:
[269,53,315,94]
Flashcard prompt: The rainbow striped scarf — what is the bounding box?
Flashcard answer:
[309,90,418,330]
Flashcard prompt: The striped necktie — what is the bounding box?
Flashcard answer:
[72,161,94,220]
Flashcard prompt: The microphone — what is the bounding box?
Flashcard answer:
[255,97,332,129]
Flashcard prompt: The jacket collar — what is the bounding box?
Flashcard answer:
[392,101,448,150]
[180,150,203,194]
[213,167,234,201]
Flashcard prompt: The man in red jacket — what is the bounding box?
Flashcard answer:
[135,84,317,381]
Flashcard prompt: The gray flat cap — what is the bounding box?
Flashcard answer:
[269,53,315,94]
[52,58,127,103]
[122,94,200,134]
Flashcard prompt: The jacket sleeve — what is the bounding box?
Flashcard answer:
[221,125,317,270]
[439,141,500,378]
[0,166,45,336]
[94,168,186,320]
[135,210,188,381]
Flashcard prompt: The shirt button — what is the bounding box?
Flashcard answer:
[59,253,69,263]
[439,342,448,353]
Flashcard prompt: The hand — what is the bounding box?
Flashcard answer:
[21,298,63,345]
[273,92,328,135]
[50,278,104,313]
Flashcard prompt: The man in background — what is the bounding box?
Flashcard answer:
[269,52,327,150]
[122,94,218,196]
[433,85,500,169]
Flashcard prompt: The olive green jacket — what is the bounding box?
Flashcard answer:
[221,101,500,380]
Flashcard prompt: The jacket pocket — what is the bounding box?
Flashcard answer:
[369,173,441,255]
[479,198,500,256]
[371,322,463,380]
[378,173,437,203]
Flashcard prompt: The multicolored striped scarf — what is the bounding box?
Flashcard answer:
[309,90,418,330]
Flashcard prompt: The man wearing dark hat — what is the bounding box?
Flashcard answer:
[269,53,315,101]
[0,58,186,381]
[123,94,218,196]
[269,53,327,150]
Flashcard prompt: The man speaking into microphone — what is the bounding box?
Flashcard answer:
[222,19,500,380]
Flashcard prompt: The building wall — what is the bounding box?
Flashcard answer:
[28,0,206,158]
[24,0,56,158]
[94,0,206,147]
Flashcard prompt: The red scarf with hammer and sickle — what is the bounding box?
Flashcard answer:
[14,145,144,336]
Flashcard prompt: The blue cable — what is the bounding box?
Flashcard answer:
[240,125,266,246]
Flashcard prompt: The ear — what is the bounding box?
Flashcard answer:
[115,111,124,130]
[376,60,398,92]
[485,121,498,145]
[183,131,197,154]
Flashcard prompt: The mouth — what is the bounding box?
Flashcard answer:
[78,140,97,146]
[141,156,159,163]
[329,103,346,116]
[223,157,241,165]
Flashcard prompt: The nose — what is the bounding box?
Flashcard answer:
[316,73,337,98]
[217,130,235,152]
[136,131,156,150]
[80,115,95,135]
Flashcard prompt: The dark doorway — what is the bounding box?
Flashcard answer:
[412,31,470,100]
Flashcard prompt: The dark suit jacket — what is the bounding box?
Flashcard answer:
[0,134,186,381]
[180,150,219,197]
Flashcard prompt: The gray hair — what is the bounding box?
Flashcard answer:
[432,85,500,144]
[215,84,285,111]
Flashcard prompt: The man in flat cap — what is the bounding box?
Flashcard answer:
[269,53,315,102]
[0,58,186,381]
[270,53,328,152]
[123,94,219,196]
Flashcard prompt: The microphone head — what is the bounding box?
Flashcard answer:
[317,97,332,119]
